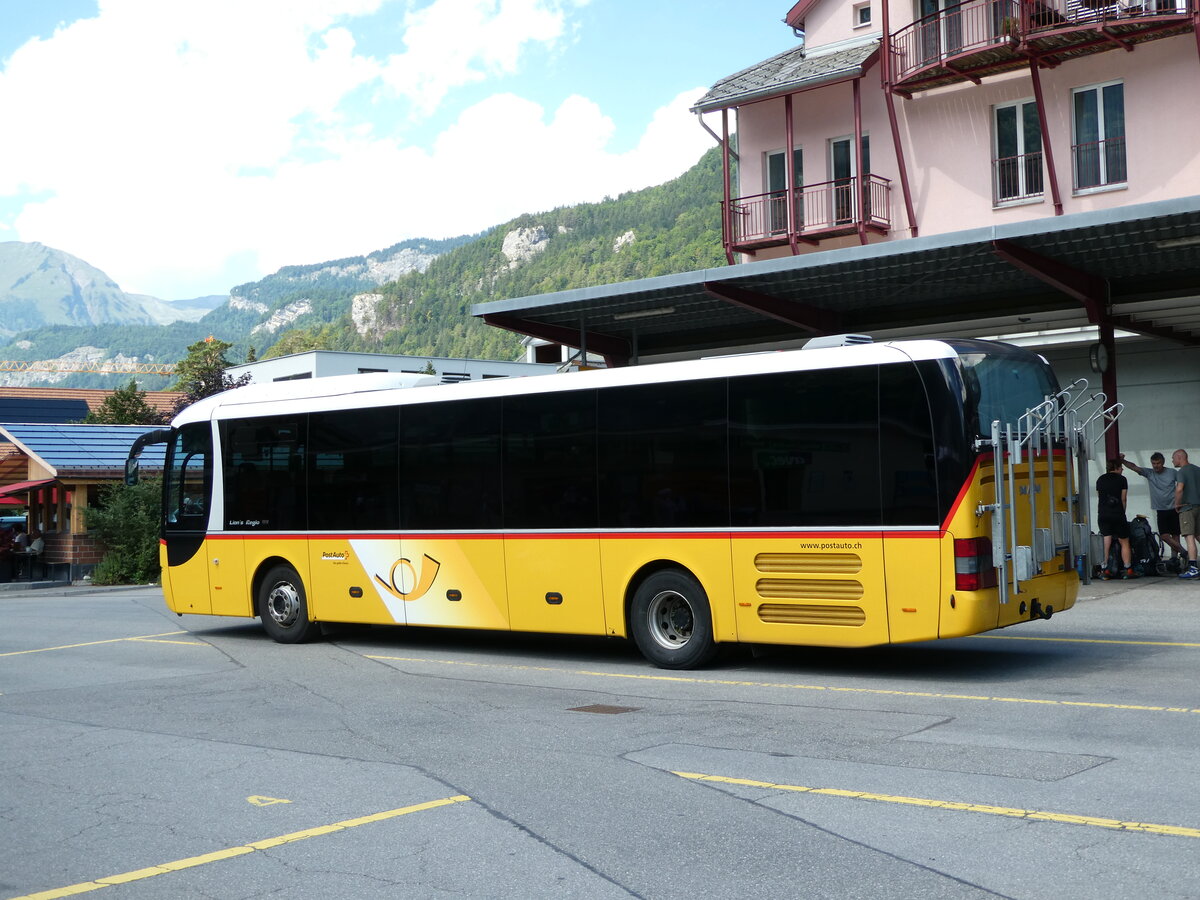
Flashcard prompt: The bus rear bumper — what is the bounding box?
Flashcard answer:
[941,571,1079,638]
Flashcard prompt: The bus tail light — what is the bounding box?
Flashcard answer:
[954,537,998,591]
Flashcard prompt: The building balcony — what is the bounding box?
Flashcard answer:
[889,0,1196,95]
[725,175,891,254]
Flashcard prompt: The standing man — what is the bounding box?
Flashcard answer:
[1097,457,1135,580]
[1121,452,1186,568]
[1174,449,1200,580]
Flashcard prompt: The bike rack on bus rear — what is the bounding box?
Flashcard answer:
[977,380,1123,603]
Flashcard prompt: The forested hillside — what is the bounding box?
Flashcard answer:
[265,146,727,361]
[0,147,726,386]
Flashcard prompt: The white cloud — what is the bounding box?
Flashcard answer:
[0,0,711,300]
[380,0,574,117]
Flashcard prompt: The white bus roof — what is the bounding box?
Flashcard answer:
[171,339,972,426]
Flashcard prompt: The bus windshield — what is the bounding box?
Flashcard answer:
[948,341,1059,437]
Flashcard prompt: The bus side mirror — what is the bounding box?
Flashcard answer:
[125,457,140,486]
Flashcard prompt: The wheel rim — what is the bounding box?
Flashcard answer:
[646,589,694,651]
[266,580,301,628]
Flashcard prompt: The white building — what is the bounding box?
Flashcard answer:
[227,350,556,385]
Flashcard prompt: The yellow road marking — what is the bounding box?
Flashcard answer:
[673,772,1200,839]
[0,632,189,657]
[365,654,1200,714]
[980,634,1200,648]
[247,796,290,807]
[10,794,470,900]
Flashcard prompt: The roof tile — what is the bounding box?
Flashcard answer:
[693,42,879,113]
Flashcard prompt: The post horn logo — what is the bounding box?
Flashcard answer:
[374,554,441,602]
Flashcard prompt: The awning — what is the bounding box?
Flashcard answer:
[0,478,57,498]
[473,194,1200,361]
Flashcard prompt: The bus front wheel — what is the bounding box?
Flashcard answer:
[258,565,319,644]
[630,570,717,669]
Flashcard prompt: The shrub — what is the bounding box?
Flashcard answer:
[87,478,162,584]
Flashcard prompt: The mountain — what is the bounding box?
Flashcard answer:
[0,147,726,386]
[138,294,227,325]
[0,241,155,335]
[252,146,727,362]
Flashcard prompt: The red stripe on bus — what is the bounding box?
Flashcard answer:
[940,455,983,531]
[199,529,944,542]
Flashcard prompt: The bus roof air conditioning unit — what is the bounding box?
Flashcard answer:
[803,334,873,350]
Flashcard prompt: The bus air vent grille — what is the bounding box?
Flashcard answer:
[755,552,862,574]
[756,578,864,601]
[758,603,866,626]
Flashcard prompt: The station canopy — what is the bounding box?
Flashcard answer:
[473,195,1200,363]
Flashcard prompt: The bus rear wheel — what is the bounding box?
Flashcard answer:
[258,565,319,644]
[630,570,717,669]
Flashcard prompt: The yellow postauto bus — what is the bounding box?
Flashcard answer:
[127,337,1088,668]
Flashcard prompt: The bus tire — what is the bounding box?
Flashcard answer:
[258,565,319,644]
[630,570,718,669]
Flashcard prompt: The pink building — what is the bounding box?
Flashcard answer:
[476,3,1200,496]
[694,0,1200,261]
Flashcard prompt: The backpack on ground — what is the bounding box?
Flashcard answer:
[1129,515,1160,575]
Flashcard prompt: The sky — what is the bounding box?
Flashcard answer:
[0,0,798,300]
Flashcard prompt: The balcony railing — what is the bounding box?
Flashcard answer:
[891,0,1020,84]
[1072,137,1127,191]
[993,150,1045,203]
[726,176,891,249]
[889,0,1196,92]
[1034,0,1193,28]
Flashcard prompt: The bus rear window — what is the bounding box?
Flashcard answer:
[955,346,1058,437]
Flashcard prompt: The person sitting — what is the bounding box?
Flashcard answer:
[24,529,44,580]
[13,525,28,550]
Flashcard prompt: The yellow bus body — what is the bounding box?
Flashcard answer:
[161,447,1077,649]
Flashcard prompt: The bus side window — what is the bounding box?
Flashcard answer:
[503,390,597,529]
[597,378,728,528]
[310,407,400,530]
[879,362,939,526]
[400,398,501,530]
[220,417,307,530]
[729,366,881,527]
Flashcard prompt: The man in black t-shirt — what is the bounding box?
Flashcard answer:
[1097,457,1135,580]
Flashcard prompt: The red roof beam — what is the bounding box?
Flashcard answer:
[702,282,843,334]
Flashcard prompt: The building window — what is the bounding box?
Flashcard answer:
[993,99,1043,204]
[1072,81,1126,192]
[765,148,803,233]
[829,135,870,225]
[853,2,872,26]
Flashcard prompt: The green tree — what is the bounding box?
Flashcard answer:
[86,478,163,584]
[263,328,328,358]
[83,379,164,425]
[170,336,252,416]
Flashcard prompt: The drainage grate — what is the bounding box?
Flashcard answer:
[568,704,640,715]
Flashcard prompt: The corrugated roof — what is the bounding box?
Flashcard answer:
[0,423,169,478]
[473,194,1200,358]
[693,41,879,113]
